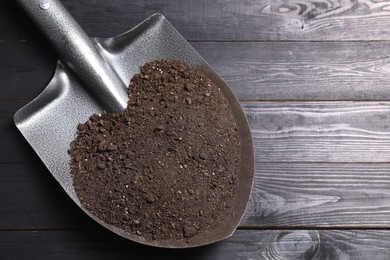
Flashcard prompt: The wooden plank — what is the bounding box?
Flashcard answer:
[243,162,390,227]
[4,101,390,163]
[1,229,390,259]
[3,162,390,228]
[0,0,38,40]
[194,41,390,101]
[4,41,390,101]
[3,0,390,41]
[0,163,91,228]
[0,41,55,101]
[244,102,390,162]
[0,101,39,163]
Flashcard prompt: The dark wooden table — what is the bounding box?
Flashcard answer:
[2,0,390,259]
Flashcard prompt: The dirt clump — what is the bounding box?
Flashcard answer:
[69,59,240,243]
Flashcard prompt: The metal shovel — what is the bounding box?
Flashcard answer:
[14,0,254,248]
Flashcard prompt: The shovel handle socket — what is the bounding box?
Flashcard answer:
[16,0,128,112]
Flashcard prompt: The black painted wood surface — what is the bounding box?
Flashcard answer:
[4,0,390,41]
[2,0,390,259]
[2,230,390,260]
[5,41,390,101]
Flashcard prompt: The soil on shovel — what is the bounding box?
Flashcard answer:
[69,59,240,243]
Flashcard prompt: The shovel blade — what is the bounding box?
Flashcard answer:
[14,14,254,248]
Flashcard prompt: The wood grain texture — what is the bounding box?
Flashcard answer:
[0,101,39,163]
[243,162,390,227]
[4,41,390,101]
[0,41,55,101]
[1,229,390,260]
[0,163,91,229]
[194,41,390,101]
[3,0,390,41]
[4,101,390,163]
[3,162,390,229]
[3,0,390,257]
[235,230,390,260]
[243,102,390,162]
[5,102,390,163]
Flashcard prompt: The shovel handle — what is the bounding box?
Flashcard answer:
[15,0,128,112]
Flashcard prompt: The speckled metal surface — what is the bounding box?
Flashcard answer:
[14,0,254,248]
[15,0,128,112]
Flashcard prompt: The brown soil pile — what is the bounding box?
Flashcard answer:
[69,59,240,243]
